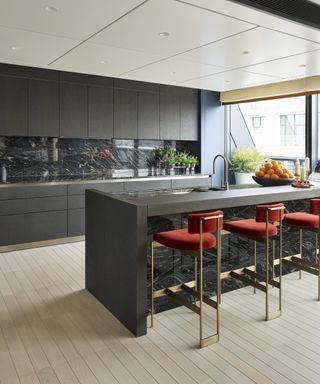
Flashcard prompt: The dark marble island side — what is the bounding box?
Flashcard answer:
[85,185,320,337]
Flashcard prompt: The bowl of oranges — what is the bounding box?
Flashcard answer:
[253,160,295,186]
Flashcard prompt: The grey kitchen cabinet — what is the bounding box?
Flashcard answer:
[0,196,67,216]
[114,88,138,139]
[60,82,88,138]
[28,79,59,137]
[88,86,114,139]
[160,86,180,140]
[0,184,67,200]
[0,210,67,246]
[138,91,160,139]
[0,76,28,136]
[68,209,85,237]
[180,88,199,141]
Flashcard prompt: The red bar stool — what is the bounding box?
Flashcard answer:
[151,211,223,348]
[223,203,285,321]
[283,198,320,300]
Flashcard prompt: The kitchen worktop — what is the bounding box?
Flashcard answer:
[107,184,320,216]
[0,173,210,188]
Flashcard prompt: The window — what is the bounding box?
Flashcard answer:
[280,114,305,146]
[235,96,306,159]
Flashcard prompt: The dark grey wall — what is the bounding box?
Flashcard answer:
[200,90,225,187]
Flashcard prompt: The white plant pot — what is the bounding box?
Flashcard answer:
[234,172,254,185]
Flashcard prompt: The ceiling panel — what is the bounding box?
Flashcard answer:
[180,69,280,92]
[0,26,79,66]
[244,50,320,79]
[119,57,225,84]
[181,0,320,43]
[50,42,163,77]
[178,27,320,70]
[0,0,146,40]
[90,0,255,57]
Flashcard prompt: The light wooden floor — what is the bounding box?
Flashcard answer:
[0,242,320,384]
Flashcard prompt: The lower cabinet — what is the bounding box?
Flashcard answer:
[0,210,67,246]
[68,209,85,237]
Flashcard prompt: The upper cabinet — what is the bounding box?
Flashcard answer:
[0,64,199,141]
[180,88,199,141]
[0,76,28,136]
[28,79,59,137]
[88,86,114,139]
[60,82,88,138]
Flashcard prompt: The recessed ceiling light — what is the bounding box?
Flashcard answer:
[241,51,249,55]
[299,64,306,68]
[159,32,170,37]
[44,6,58,12]
[11,46,21,51]
[225,80,230,83]
[100,60,107,64]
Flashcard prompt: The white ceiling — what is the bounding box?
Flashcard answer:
[0,0,320,92]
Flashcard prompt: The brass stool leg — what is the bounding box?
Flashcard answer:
[299,229,303,280]
[253,241,257,295]
[151,241,154,328]
[315,233,318,265]
[199,236,203,347]
[265,222,269,321]
[194,256,198,304]
[272,240,275,282]
[318,228,320,302]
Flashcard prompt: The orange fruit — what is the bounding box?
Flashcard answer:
[282,173,289,179]
[271,160,278,166]
[263,174,270,178]
[271,174,279,179]
[264,163,272,170]
[288,172,294,178]
[276,168,283,176]
[255,171,264,177]
[282,167,288,173]
[267,169,275,176]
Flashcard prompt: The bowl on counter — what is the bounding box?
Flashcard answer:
[252,175,294,187]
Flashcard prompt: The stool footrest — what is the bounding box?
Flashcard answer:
[230,271,267,292]
[165,288,200,315]
[154,280,196,298]
[291,256,319,270]
[200,334,219,348]
[283,259,319,276]
[243,268,280,289]
[181,284,218,309]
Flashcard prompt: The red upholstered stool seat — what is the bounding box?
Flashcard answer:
[154,228,216,251]
[283,212,319,229]
[223,219,278,239]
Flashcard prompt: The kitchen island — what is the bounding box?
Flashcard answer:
[85,185,320,336]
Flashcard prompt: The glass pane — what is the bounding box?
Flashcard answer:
[237,96,306,159]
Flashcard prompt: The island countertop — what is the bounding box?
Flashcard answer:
[108,184,320,216]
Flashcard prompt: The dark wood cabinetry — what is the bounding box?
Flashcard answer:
[88,86,114,139]
[0,76,28,136]
[180,88,199,141]
[114,88,138,139]
[0,63,199,140]
[60,82,88,138]
[138,92,160,139]
[160,86,180,140]
[28,79,59,137]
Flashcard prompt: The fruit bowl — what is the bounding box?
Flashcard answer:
[252,176,294,187]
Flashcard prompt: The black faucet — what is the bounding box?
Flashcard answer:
[212,154,229,190]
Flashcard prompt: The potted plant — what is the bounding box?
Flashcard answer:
[188,155,199,175]
[167,156,176,176]
[229,148,266,185]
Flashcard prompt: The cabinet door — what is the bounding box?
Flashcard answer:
[138,92,160,139]
[160,86,180,140]
[114,88,138,139]
[60,82,88,138]
[0,76,28,136]
[88,86,113,139]
[180,89,199,141]
[28,79,59,137]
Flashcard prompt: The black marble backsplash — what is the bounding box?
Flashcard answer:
[0,136,195,182]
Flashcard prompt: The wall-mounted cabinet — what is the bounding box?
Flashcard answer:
[88,86,114,139]
[28,79,59,137]
[0,76,28,136]
[60,82,88,138]
[0,63,199,141]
